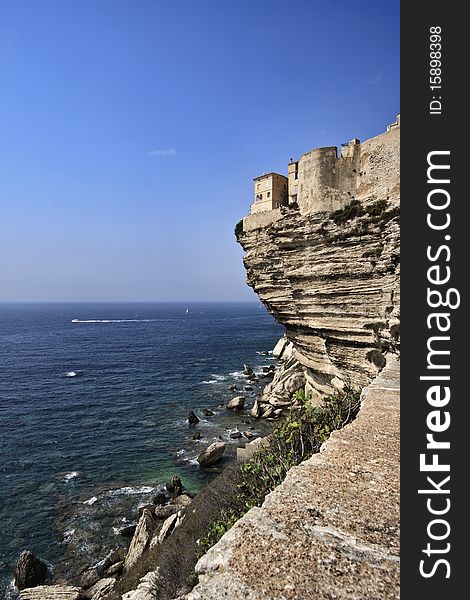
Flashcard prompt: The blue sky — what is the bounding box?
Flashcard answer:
[0,0,399,302]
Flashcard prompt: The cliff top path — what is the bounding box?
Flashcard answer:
[188,356,400,600]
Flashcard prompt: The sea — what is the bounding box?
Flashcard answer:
[0,302,283,596]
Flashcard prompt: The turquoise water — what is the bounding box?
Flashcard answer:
[0,302,283,594]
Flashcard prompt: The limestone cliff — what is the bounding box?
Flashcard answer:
[237,120,400,415]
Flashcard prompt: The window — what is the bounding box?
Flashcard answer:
[267,191,270,198]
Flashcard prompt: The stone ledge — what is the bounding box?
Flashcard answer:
[188,356,400,600]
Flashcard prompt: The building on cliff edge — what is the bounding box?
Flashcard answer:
[246,113,400,228]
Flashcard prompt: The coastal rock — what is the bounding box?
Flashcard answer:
[250,400,260,418]
[118,524,137,538]
[197,442,226,468]
[226,396,245,411]
[152,492,167,506]
[272,335,288,359]
[165,475,183,497]
[243,364,254,376]
[85,577,116,599]
[157,512,179,544]
[124,509,157,571]
[230,431,242,439]
[121,569,161,600]
[243,385,253,391]
[203,409,214,417]
[154,504,179,520]
[106,561,124,576]
[173,493,192,508]
[228,384,237,391]
[242,431,253,439]
[19,585,82,600]
[187,411,200,426]
[14,550,49,590]
[192,432,202,440]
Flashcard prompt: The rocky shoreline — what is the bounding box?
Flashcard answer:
[8,342,291,600]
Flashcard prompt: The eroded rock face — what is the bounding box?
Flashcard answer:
[237,127,400,414]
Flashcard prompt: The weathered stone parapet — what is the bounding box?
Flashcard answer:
[187,357,400,600]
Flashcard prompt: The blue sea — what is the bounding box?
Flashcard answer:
[0,302,283,595]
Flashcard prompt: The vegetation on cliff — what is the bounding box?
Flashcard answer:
[200,385,362,553]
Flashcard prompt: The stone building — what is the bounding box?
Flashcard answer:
[251,172,288,214]
[248,114,400,220]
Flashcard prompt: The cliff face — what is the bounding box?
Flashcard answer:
[237,122,400,415]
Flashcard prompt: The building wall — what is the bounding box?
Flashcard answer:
[296,120,400,215]
[251,173,288,214]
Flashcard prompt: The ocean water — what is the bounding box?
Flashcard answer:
[0,302,283,595]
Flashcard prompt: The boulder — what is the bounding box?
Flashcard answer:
[118,524,136,538]
[272,335,288,359]
[124,509,157,571]
[14,551,49,590]
[84,577,115,599]
[81,568,100,589]
[138,504,155,516]
[243,431,254,439]
[197,442,226,468]
[19,585,82,600]
[187,411,200,426]
[250,400,261,418]
[192,432,202,440]
[121,569,161,600]
[165,475,183,497]
[152,492,167,506]
[157,512,179,544]
[154,504,179,520]
[226,396,245,411]
[106,561,123,576]
[243,364,254,376]
[230,431,242,439]
[246,373,258,382]
[173,493,192,507]
[244,385,253,391]
[202,409,214,417]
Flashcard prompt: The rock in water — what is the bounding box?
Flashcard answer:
[230,431,242,439]
[14,550,49,590]
[197,442,226,468]
[226,396,245,411]
[202,408,214,416]
[165,475,183,497]
[124,509,157,571]
[228,384,237,391]
[187,411,200,425]
[19,585,82,600]
[243,364,254,376]
[152,492,167,506]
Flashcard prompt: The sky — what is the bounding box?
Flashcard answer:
[0,0,399,302]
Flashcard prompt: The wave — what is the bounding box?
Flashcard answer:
[63,471,82,482]
[83,496,98,506]
[64,371,78,378]
[71,319,157,323]
[106,485,155,497]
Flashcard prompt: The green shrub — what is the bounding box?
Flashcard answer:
[200,386,361,553]
[330,199,365,225]
[234,219,244,237]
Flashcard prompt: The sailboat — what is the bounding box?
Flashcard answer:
[185,308,190,314]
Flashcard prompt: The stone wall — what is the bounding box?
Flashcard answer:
[296,123,400,215]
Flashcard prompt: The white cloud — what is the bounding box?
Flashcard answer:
[362,72,382,85]
[147,148,177,156]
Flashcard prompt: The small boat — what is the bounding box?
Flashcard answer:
[71,319,79,323]
[185,308,190,314]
